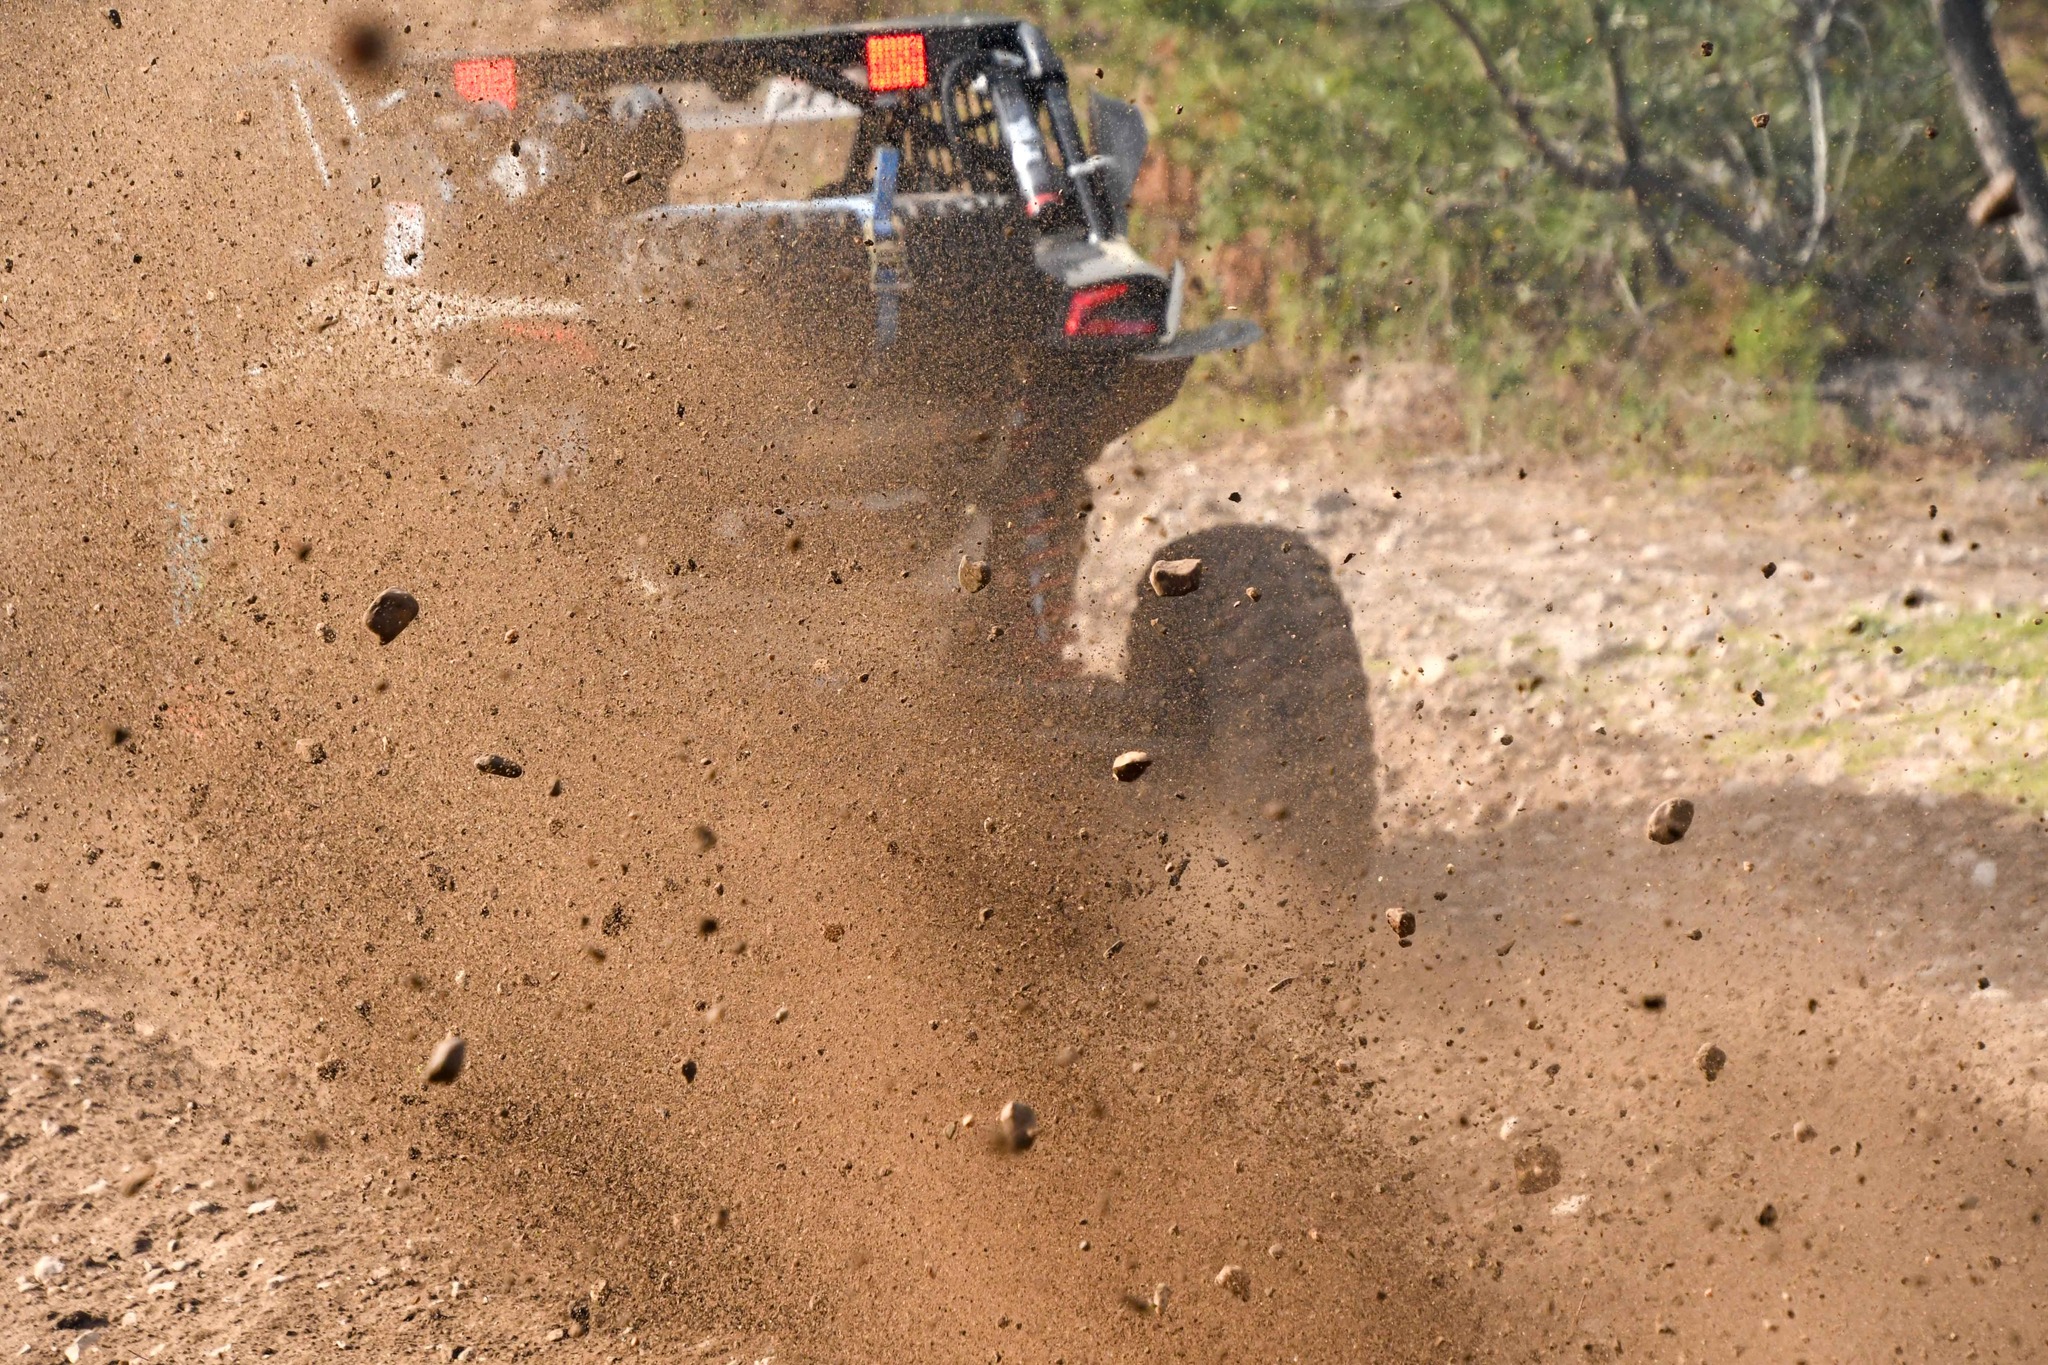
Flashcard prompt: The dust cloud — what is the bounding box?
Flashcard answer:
[1,3,2043,1362]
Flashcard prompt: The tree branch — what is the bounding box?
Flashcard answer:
[1793,0,1841,268]
[1931,0,2048,336]
[1432,0,1787,274]
[1587,0,1682,284]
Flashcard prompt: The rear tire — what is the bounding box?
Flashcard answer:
[1124,526,1377,875]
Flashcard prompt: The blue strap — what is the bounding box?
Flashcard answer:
[871,146,902,347]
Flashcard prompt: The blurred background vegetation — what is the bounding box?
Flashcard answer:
[652,0,2048,467]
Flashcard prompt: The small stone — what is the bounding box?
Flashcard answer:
[997,1100,1038,1152]
[1513,1143,1563,1195]
[1645,797,1693,845]
[1111,750,1152,782]
[474,754,522,778]
[1243,585,1261,601]
[247,1197,279,1215]
[773,1006,790,1023]
[1386,906,1415,938]
[186,1199,221,1215]
[31,1254,64,1284]
[957,557,991,593]
[1756,1202,1778,1228]
[1261,799,1289,821]
[823,923,845,943]
[1214,1264,1251,1300]
[1793,1120,1817,1143]
[1751,111,1770,128]
[423,1034,467,1085]
[1148,558,1203,597]
[316,622,337,644]
[294,738,327,765]
[64,1332,101,1365]
[1696,1043,1727,1082]
[690,824,716,853]
[117,1162,157,1197]
[364,589,419,644]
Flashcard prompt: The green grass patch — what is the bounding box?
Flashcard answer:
[1672,610,2048,804]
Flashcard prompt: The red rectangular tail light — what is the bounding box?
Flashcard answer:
[865,33,928,92]
[452,56,518,110]
[1065,282,1161,339]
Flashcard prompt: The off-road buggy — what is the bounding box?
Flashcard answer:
[255,15,1255,425]
[245,17,1369,858]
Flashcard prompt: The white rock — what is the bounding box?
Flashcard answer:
[246,1197,279,1215]
[32,1254,64,1284]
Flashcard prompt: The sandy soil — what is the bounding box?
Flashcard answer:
[4,2,2048,1362]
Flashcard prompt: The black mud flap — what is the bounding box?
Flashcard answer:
[1139,317,1263,363]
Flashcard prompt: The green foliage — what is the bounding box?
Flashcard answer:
[1731,283,1839,381]
[669,0,2011,454]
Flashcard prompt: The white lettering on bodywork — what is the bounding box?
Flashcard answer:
[287,81,330,188]
[667,76,858,130]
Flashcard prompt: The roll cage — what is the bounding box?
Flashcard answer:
[404,15,1115,240]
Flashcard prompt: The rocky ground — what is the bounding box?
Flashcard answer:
[0,970,777,1364]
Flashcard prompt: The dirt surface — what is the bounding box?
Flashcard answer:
[5,3,2048,1362]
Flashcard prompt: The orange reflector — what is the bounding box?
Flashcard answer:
[452,56,518,110]
[865,33,928,92]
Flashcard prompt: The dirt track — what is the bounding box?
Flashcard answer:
[5,2,2048,1362]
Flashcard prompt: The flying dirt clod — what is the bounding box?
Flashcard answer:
[1111,750,1152,781]
[1148,557,1203,597]
[1645,798,1694,845]
[364,589,419,644]
[423,1034,467,1085]
[957,557,991,593]
[1513,1143,1563,1195]
[997,1101,1039,1151]
[474,755,523,778]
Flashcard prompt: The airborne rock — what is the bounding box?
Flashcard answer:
[1386,906,1415,938]
[1214,1264,1251,1300]
[363,589,419,644]
[474,754,523,778]
[1148,557,1202,597]
[1645,798,1694,845]
[1696,1043,1727,1082]
[997,1100,1038,1151]
[957,557,991,593]
[294,738,327,765]
[1111,750,1152,782]
[423,1034,467,1085]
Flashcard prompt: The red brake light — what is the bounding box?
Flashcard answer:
[452,57,518,110]
[1065,282,1161,339]
[865,33,928,92]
